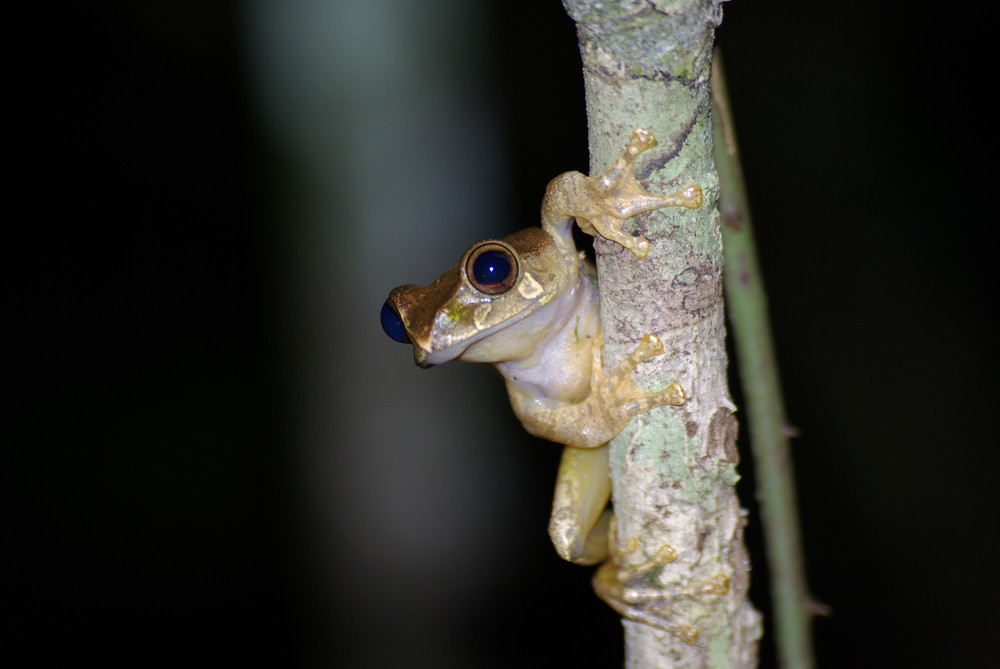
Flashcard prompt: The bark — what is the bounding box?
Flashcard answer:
[561,1,761,666]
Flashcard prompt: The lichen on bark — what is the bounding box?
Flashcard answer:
[562,1,762,666]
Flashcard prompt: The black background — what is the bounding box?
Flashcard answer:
[11,2,997,667]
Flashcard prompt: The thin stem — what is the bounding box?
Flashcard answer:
[712,52,817,669]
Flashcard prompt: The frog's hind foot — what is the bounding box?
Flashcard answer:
[593,522,730,645]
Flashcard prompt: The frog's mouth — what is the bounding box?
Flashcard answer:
[412,304,538,368]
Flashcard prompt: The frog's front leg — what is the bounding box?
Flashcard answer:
[535,335,685,564]
[541,128,702,258]
[505,333,685,450]
[599,334,686,420]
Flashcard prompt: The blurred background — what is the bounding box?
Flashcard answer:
[10,1,997,667]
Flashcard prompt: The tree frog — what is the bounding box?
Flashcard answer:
[379,128,701,568]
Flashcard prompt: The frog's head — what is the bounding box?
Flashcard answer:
[380,227,576,367]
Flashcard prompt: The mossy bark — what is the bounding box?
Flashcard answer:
[562,1,761,666]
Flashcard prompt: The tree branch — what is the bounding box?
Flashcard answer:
[713,53,818,669]
[562,1,761,666]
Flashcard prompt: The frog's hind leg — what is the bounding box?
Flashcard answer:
[548,445,612,565]
[592,520,731,645]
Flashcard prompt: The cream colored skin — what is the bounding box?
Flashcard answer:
[384,129,701,567]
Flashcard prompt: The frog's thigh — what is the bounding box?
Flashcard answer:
[548,445,612,565]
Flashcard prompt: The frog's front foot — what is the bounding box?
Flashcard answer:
[580,128,703,258]
[603,334,686,420]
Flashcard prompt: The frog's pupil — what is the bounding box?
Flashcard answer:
[380,302,409,343]
[472,250,511,286]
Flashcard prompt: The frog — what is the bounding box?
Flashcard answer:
[380,127,702,586]
[380,127,702,569]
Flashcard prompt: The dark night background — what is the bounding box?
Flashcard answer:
[10,2,997,667]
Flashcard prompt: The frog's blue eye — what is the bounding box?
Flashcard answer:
[467,243,518,295]
[380,301,409,343]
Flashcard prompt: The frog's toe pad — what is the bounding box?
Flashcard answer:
[654,381,685,406]
[633,334,664,362]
